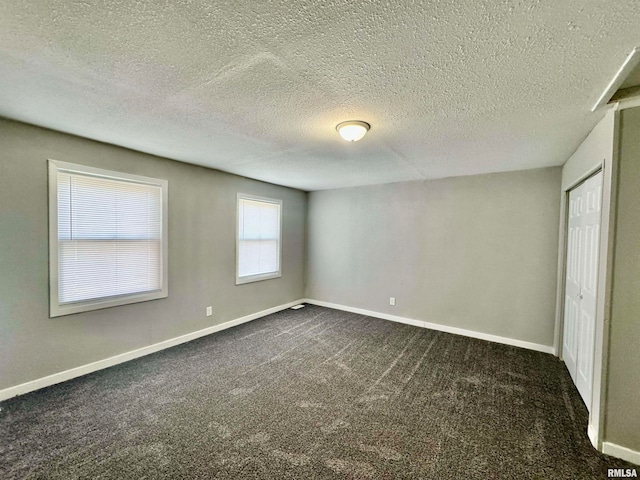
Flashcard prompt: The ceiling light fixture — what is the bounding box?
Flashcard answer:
[336,120,370,142]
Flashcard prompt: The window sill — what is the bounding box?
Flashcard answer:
[236,272,281,285]
[50,289,168,317]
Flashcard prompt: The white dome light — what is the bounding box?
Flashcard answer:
[336,120,370,142]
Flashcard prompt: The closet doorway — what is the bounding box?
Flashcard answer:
[562,170,603,410]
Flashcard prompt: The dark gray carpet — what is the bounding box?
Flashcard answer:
[0,304,634,479]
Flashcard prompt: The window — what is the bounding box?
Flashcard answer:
[236,194,282,284]
[48,160,168,317]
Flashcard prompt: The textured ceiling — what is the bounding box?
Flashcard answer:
[0,1,639,191]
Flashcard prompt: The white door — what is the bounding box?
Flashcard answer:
[563,170,603,410]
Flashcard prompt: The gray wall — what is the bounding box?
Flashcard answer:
[0,118,306,391]
[306,168,562,347]
[605,106,640,452]
[557,110,616,440]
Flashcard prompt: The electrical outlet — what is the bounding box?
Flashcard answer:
[389,297,396,306]
[206,306,213,317]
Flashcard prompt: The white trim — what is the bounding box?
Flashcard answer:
[0,299,303,402]
[588,424,598,449]
[48,159,169,317]
[553,188,568,359]
[603,442,640,466]
[304,299,425,329]
[236,193,283,285]
[613,95,640,111]
[303,299,555,355]
[592,47,640,111]
[564,163,604,192]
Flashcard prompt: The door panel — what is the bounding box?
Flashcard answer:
[563,294,579,371]
[563,170,603,411]
[583,224,599,295]
[563,184,584,387]
[577,309,595,398]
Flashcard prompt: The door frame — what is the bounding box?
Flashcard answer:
[561,169,604,408]
[553,111,620,450]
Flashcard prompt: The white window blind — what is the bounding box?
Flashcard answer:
[237,195,282,284]
[49,160,168,316]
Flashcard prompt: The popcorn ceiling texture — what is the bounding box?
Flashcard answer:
[0,0,639,190]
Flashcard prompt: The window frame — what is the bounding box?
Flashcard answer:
[235,193,283,285]
[48,159,168,317]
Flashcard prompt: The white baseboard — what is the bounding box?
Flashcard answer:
[603,441,640,466]
[588,424,599,449]
[0,299,304,402]
[303,298,555,355]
